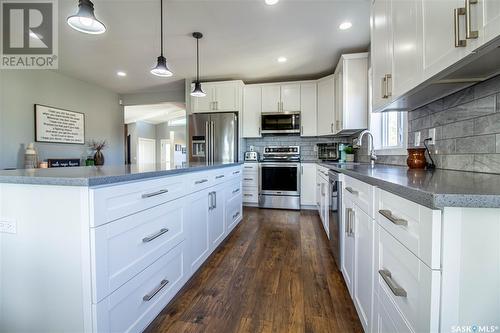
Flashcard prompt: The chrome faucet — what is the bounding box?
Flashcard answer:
[354,130,377,167]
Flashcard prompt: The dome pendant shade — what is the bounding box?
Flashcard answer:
[191,81,206,97]
[67,0,106,34]
[151,55,173,77]
[191,32,206,98]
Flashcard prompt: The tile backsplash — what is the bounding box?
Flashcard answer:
[358,74,500,174]
[244,136,347,161]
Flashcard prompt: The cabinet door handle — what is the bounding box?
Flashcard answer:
[216,174,225,179]
[142,228,169,243]
[350,209,355,236]
[330,123,334,133]
[345,187,358,196]
[244,166,253,169]
[379,209,408,226]
[465,0,478,39]
[232,188,240,194]
[213,192,217,209]
[381,76,387,99]
[345,208,351,234]
[244,193,253,197]
[208,192,213,210]
[195,179,208,185]
[143,279,170,301]
[141,189,168,198]
[233,170,240,175]
[232,211,240,219]
[385,74,392,98]
[301,126,304,135]
[454,7,467,47]
[379,269,407,297]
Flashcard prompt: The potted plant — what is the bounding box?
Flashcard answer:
[88,140,107,166]
[344,145,355,162]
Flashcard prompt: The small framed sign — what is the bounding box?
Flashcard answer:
[47,159,81,168]
[35,104,85,144]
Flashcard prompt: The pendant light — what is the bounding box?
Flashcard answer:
[151,0,173,77]
[67,0,106,35]
[190,32,206,97]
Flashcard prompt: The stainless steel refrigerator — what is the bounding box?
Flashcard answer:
[189,112,238,163]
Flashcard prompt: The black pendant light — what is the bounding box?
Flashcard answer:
[190,32,206,97]
[151,0,173,77]
[67,0,106,34]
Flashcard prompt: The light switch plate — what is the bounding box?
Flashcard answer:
[428,128,436,145]
[0,219,16,234]
[414,132,421,146]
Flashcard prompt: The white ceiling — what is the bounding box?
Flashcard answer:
[58,0,370,94]
[124,102,186,124]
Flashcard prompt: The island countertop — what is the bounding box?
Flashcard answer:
[0,162,242,187]
[319,162,500,209]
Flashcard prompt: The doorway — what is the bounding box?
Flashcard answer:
[137,138,156,165]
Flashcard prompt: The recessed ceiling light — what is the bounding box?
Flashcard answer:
[265,0,279,5]
[339,21,353,30]
[117,71,127,77]
[277,57,287,63]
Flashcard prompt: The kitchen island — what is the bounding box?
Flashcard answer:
[0,162,243,333]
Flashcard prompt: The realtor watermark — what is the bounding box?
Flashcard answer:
[1,0,58,69]
[451,325,500,333]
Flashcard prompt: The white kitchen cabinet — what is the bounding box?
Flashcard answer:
[261,85,281,113]
[334,53,369,132]
[242,163,258,205]
[317,75,335,136]
[242,85,261,138]
[353,206,374,332]
[300,82,317,136]
[341,195,355,297]
[187,188,211,274]
[300,163,316,206]
[281,84,301,112]
[191,81,243,113]
[481,0,500,44]
[208,184,226,251]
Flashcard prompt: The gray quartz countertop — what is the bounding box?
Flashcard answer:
[319,162,500,209]
[0,162,242,187]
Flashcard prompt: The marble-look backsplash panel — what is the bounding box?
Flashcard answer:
[363,74,500,173]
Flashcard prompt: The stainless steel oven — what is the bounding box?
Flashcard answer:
[261,112,300,134]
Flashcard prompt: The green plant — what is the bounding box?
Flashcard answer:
[344,146,355,154]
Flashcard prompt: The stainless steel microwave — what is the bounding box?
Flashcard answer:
[261,112,300,134]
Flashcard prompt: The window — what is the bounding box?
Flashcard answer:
[370,111,408,155]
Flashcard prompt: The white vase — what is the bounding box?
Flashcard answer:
[346,154,355,162]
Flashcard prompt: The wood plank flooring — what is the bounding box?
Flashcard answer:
[145,208,363,333]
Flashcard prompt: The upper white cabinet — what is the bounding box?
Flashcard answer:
[261,83,301,113]
[334,53,369,132]
[481,0,500,44]
[242,85,262,138]
[317,75,335,136]
[191,81,243,113]
[300,82,317,136]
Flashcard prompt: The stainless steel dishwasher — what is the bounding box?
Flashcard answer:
[328,170,342,269]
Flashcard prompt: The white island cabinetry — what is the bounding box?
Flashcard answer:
[0,164,243,333]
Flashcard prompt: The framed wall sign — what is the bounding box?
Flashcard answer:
[35,104,85,144]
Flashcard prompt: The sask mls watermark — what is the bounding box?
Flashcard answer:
[1,0,58,69]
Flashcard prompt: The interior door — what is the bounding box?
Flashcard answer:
[281,84,301,112]
[341,195,355,297]
[261,85,281,113]
[210,113,237,163]
[214,84,238,111]
[137,138,156,164]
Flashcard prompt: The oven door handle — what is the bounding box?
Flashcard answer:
[260,163,300,168]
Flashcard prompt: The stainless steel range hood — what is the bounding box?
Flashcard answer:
[376,37,500,112]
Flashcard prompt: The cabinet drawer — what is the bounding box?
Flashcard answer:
[227,193,243,233]
[91,198,186,302]
[225,166,242,180]
[93,241,188,333]
[242,188,258,204]
[90,175,186,227]
[242,163,258,172]
[242,173,258,187]
[226,179,242,201]
[343,175,375,218]
[377,188,441,269]
[375,286,412,333]
[189,171,214,192]
[375,225,440,333]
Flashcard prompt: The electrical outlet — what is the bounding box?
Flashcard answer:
[313,145,318,152]
[0,219,16,234]
[428,128,436,145]
[414,132,421,146]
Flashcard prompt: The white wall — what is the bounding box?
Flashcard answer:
[0,70,124,169]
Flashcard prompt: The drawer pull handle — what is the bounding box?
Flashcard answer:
[195,179,208,184]
[142,189,168,198]
[379,209,408,227]
[232,211,240,219]
[216,175,225,179]
[379,269,407,297]
[233,170,241,175]
[244,166,253,169]
[244,178,254,181]
[143,279,170,301]
[244,194,253,197]
[345,187,358,196]
[232,188,240,194]
[142,228,169,243]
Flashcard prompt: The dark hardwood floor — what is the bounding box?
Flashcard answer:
[145,207,363,333]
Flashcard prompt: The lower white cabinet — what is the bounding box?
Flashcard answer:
[341,195,355,296]
[187,189,211,274]
[242,163,259,205]
[208,184,226,251]
[300,163,316,206]
[316,166,330,236]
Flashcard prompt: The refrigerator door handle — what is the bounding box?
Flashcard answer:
[210,121,215,164]
[205,121,209,162]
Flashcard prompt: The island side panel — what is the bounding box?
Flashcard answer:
[0,183,92,333]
